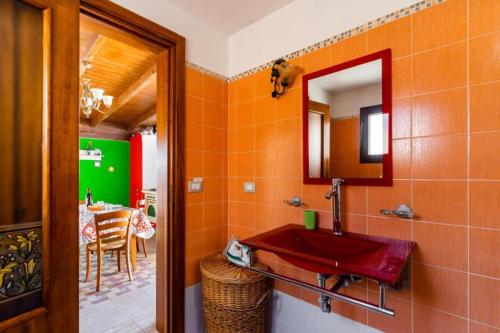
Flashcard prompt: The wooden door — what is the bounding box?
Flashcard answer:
[0,0,185,331]
[0,0,79,332]
[308,100,331,178]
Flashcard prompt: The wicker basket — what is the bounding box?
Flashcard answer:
[200,254,270,333]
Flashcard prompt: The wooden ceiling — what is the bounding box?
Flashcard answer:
[79,14,158,139]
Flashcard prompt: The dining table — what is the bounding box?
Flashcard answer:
[79,203,155,270]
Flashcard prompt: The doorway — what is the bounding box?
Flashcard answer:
[78,11,159,332]
[78,1,186,332]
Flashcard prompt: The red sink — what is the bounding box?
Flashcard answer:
[241,224,415,285]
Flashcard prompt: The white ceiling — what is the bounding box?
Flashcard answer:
[163,0,294,36]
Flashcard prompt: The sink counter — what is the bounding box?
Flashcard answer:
[241,224,415,285]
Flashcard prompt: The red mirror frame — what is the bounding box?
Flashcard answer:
[302,48,393,186]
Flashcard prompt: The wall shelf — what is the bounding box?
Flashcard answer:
[79,149,102,161]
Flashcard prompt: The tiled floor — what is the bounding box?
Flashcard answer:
[79,241,157,333]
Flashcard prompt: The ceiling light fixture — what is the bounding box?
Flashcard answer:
[80,59,113,118]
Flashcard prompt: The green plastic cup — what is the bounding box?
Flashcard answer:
[304,210,317,230]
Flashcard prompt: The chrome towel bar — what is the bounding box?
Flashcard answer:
[245,266,395,317]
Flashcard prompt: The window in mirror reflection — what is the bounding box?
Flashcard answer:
[307,59,388,179]
[368,114,385,155]
[367,113,388,156]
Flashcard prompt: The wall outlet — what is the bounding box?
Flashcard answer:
[188,179,203,193]
[243,182,256,193]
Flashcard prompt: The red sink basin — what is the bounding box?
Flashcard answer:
[241,224,416,285]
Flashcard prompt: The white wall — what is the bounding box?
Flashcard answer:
[228,0,416,76]
[111,0,418,78]
[308,82,382,118]
[185,283,381,333]
[185,284,204,333]
[110,0,229,76]
[308,81,330,105]
[329,83,382,118]
[271,290,381,333]
[141,134,157,189]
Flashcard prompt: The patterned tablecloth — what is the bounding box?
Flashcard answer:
[79,204,155,245]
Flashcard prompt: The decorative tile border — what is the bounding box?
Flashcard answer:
[227,0,445,82]
[187,0,445,82]
[186,61,228,82]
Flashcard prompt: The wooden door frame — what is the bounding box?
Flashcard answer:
[79,1,186,332]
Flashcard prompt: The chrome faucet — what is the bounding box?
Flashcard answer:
[325,178,343,235]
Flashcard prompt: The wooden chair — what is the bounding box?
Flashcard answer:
[85,210,133,292]
[136,199,148,258]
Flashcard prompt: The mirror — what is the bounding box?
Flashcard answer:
[302,49,392,186]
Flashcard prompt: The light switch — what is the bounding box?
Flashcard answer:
[243,182,255,193]
[188,178,203,192]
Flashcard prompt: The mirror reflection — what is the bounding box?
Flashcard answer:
[307,59,388,180]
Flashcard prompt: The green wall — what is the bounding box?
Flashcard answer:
[79,138,130,206]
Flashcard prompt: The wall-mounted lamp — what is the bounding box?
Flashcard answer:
[270,58,299,98]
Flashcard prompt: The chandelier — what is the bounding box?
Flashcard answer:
[80,59,113,118]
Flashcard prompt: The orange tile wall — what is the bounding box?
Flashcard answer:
[184,0,499,331]
[184,68,228,287]
[331,117,383,178]
[224,0,500,331]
